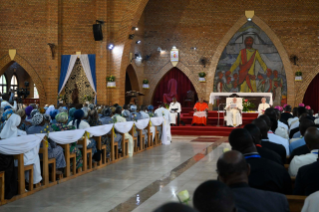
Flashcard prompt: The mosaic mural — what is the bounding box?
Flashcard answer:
[213,22,287,106]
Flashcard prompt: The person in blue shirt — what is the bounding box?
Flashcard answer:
[289,118,315,153]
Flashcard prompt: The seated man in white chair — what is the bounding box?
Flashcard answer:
[225,97,243,127]
[258,97,270,117]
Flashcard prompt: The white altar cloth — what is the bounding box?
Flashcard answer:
[209,92,273,106]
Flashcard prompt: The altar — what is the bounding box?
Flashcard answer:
[209,92,273,111]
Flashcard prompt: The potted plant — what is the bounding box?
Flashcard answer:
[242,99,255,112]
[107,75,116,88]
[198,72,206,82]
[295,71,302,81]
[142,79,149,89]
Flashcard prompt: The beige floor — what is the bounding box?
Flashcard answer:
[1,136,229,212]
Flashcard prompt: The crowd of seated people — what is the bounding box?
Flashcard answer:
[0,95,161,200]
[153,104,319,212]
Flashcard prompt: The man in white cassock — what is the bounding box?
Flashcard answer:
[225,97,243,127]
[169,97,181,126]
[258,97,270,117]
[155,104,171,145]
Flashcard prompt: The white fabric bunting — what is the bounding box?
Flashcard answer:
[151,117,164,126]
[0,134,45,155]
[135,119,150,130]
[48,129,86,144]
[114,121,134,134]
[86,124,113,136]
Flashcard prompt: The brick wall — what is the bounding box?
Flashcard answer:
[1,0,318,106]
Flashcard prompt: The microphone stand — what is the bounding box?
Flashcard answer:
[217,103,226,127]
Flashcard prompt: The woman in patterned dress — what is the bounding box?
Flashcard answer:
[51,112,83,169]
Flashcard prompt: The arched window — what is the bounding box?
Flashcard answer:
[0,75,7,94]
[34,83,39,98]
[10,74,18,97]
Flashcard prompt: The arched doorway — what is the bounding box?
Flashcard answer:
[1,62,38,104]
[125,64,140,105]
[303,74,319,113]
[152,67,198,106]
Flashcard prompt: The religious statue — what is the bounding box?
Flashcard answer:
[72,83,79,105]
[228,36,272,92]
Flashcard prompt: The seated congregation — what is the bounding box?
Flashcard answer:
[0,95,167,203]
[153,104,319,212]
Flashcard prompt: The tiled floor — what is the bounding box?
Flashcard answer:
[1,136,229,212]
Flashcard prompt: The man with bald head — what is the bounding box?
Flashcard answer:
[229,128,292,194]
[217,150,289,212]
[289,127,319,177]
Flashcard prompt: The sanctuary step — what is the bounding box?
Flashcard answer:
[180,110,258,126]
[171,126,239,136]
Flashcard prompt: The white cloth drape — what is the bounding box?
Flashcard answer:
[79,54,97,102]
[48,129,86,144]
[193,111,207,118]
[86,124,113,136]
[150,117,164,126]
[0,134,45,155]
[58,55,77,94]
[114,121,134,134]
[135,119,150,130]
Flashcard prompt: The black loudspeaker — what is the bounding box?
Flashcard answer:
[93,24,103,41]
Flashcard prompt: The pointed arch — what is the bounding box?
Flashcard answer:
[205,16,294,106]
[300,65,319,110]
[0,54,47,104]
[151,64,198,106]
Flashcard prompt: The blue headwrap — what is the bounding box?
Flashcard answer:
[147,105,154,111]
[50,109,59,120]
[122,110,131,118]
[2,109,13,121]
[73,109,84,129]
[130,105,137,112]
[4,105,11,112]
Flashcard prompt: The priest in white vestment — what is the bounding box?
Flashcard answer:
[225,98,243,127]
[155,104,171,145]
[258,97,270,116]
[168,98,181,125]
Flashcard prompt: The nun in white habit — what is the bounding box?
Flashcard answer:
[0,114,42,184]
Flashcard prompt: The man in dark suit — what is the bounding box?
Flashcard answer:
[244,124,283,165]
[252,117,287,163]
[294,159,319,196]
[229,128,292,194]
[193,180,236,212]
[217,150,289,212]
[280,105,293,126]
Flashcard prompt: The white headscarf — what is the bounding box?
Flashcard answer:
[45,105,55,116]
[0,114,25,139]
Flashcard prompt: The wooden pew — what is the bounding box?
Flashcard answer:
[78,137,92,172]
[39,139,56,185]
[0,171,4,202]
[137,130,146,150]
[286,195,306,212]
[59,143,78,178]
[13,154,33,194]
[120,133,129,158]
[110,130,119,162]
[130,127,139,152]
[94,136,107,166]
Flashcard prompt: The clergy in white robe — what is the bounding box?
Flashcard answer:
[258,97,270,116]
[225,98,243,127]
[112,109,134,157]
[155,105,171,145]
[168,98,182,125]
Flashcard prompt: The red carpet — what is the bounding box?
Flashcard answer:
[171,108,258,137]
